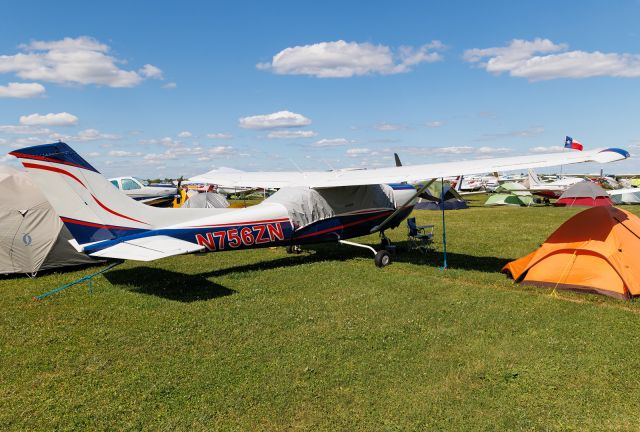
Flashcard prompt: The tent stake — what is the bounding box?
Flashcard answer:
[33,261,122,301]
[440,177,448,270]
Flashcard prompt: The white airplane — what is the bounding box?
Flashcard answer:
[108,176,177,206]
[524,169,583,198]
[9,142,629,267]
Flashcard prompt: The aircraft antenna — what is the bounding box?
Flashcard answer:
[288,158,305,175]
[322,159,335,171]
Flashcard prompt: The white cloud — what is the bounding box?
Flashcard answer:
[49,128,119,142]
[239,110,311,129]
[529,146,565,153]
[0,125,50,135]
[426,120,444,128]
[108,150,141,157]
[143,145,235,164]
[206,132,233,139]
[398,146,474,155]
[267,130,317,139]
[177,131,192,138]
[139,64,163,79]
[434,146,474,154]
[258,40,444,78]
[346,147,371,157]
[7,136,44,147]
[138,136,186,147]
[19,112,78,126]
[312,138,354,147]
[0,36,162,87]
[75,129,118,141]
[163,82,177,89]
[464,38,640,81]
[160,136,180,147]
[0,82,45,98]
[477,146,510,154]
[210,145,233,154]
[84,151,101,157]
[373,122,404,131]
[397,145,512,156]
[476,126,544,141]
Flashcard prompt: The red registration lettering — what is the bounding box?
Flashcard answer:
[267,223,284,241]
[195,233,216,251]
[213,231,226,249]
[254,225,270,244]
[240,227,254,245]
[227,228,241,248]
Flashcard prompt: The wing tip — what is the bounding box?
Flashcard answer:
[599,148,630,159]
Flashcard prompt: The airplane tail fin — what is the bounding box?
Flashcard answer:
[527,169,542,187]
[10,142,160,245]
[454,175,463,192]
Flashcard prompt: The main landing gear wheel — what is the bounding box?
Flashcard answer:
[286,245,303,254]
[374,250,392,268]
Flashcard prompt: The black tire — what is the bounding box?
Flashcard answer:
[286,245,302,254]
[374,250,391,268]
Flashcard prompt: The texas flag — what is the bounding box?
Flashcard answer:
[564,136,584,151]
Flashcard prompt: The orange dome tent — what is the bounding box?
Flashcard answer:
[502,206,640,299]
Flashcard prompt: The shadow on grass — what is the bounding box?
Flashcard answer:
[104,267,235,302]
[100,242,508,301]
[195,241,510,278]
[390,241,511,272]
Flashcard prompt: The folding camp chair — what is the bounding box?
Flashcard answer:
[407,217,434,253]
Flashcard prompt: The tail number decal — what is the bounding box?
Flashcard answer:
[195,223,285,251]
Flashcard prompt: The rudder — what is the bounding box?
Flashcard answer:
[11,142,157,245]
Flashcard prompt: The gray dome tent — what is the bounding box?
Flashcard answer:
[0,166,96,275]
[181,191,230,209]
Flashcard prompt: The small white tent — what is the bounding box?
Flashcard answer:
[0,165,96,275]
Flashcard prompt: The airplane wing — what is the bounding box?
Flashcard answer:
[190,148,629,189]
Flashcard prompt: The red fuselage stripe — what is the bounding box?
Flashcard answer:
[21,162,149,226]
[23,162,86,188]
[60,217,139,230]
[91,195,149,225]
[295,211,393,240]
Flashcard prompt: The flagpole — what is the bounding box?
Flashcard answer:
[440,177,448,271]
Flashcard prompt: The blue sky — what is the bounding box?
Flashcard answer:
[1,0,639,177]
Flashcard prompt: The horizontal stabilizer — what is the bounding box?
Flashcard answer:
[89,235,205,261]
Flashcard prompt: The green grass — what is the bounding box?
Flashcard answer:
[3,202,640,431]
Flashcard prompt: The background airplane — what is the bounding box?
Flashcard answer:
[108,176,177,206]
[523,169,583,198]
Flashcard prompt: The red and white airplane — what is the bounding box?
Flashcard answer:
[524,169,584,198]
[9,142,629,267]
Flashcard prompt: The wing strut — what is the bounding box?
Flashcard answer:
[370,179,437,233]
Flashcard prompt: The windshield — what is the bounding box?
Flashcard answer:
[134,177,149,186]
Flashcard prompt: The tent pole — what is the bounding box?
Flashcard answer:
[441,177,448,270]
[33,261,123,301]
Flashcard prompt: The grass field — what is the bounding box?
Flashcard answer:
[3,200,640,431]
